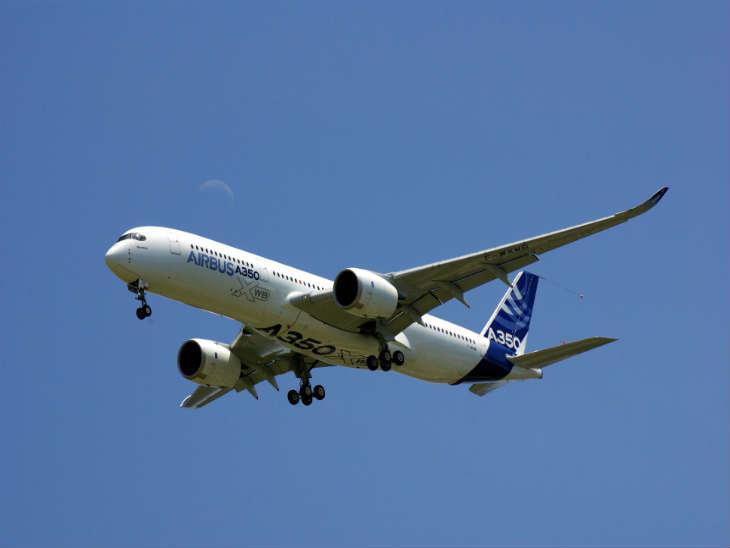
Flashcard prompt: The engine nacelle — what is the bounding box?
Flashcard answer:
[333,268,399,319]
[177,338,241,388]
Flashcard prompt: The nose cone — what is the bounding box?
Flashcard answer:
[105,242,136,281]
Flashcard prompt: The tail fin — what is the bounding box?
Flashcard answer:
[480,271,539,356]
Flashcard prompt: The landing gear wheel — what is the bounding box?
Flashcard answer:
[287,389,300,405]
[392,350,405,366]
[300,385,313,399]
[142,304,152,318]
[301,395,313,406]
[135,307,146,320]
[379,350,392,371]
[313,385,326,400]
[366,355,379,371]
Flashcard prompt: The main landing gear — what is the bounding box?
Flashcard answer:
[128,279,152,320]
[366,348,405,371]
[287,365,326,407]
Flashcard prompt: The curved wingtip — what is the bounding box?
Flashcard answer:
[648,186,669,207]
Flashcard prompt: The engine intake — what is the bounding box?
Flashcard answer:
[333,268,398,319]
[177,338,242,388]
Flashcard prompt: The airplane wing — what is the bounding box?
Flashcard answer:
[180,327,323,408]
[293,187,668,336]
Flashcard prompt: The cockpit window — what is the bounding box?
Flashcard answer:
[117,232,147,242]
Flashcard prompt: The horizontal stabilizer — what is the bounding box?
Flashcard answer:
[506,337,617,370]
[469,381,508,397]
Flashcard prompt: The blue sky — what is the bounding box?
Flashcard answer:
[2,2,728,547]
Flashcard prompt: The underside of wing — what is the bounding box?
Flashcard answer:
[383,187,668,334]
[180,386,232,408]
[290,187,667,337]
[179,327,325,409]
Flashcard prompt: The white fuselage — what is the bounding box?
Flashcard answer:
[105,226,502,384]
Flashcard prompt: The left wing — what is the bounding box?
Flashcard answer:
[293,187,668,336]
[180,327,322,409]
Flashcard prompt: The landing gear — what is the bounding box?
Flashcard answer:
[128,279,152,320]
[365,347,405,371]
[288,361,325,407]
[392,350,405,366]
[379,349,392,372]
[287,389,300,405]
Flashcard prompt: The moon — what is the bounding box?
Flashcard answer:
[199,179,234,202]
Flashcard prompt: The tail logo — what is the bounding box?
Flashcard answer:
[487,328,521,351]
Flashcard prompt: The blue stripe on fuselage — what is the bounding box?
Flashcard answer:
[452,342,514,384]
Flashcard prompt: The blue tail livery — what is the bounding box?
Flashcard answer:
[480,270,539,356]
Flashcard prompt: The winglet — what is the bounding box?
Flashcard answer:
[615,186,669,223]
[647,186,669,208]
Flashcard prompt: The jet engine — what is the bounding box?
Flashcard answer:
[177,338,242,387]
[333,268,399,319]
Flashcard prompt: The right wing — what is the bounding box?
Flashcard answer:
[180,327,323,409]
[381,187,668,335]
[292,187,668,337]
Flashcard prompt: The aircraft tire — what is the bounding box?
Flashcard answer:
[392,350,405,366]
[287,389,300,405]
[301,395,313,406]
[366,355,378,371]
[379,350,392,371]
[313,385,326,400]
[136,307,146,320]
[300,385,313,399]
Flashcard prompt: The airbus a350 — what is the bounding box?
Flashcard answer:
[104,187,668,408]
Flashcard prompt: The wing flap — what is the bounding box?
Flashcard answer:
[506,337,617,370]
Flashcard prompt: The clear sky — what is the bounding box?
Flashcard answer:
[2,2,728,547]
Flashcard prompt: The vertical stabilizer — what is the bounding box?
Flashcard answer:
[479,271,539,356]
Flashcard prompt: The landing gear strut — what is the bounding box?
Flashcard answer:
[288,362,325,407]
[128,279,152,320]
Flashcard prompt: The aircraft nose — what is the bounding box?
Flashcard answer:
[105,243,124,269]
[105,242,135,281]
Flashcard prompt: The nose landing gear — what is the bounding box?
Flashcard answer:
[128,279,152,320]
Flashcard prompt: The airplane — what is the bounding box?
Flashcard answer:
[104,187,668,408]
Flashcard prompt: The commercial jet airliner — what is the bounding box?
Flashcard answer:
[105,187,668,408]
